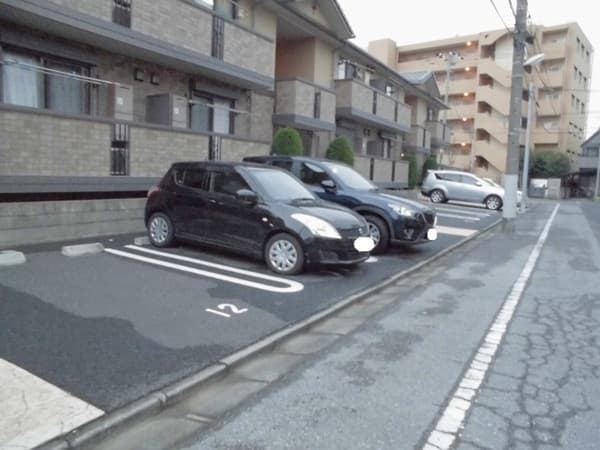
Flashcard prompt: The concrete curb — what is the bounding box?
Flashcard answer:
[37,218,502,450]
[133,236,150,246]
[0,250,26,267]
[61,243,105,257]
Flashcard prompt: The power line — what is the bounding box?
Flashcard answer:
[508,0,517,18]
[489,0,512,34]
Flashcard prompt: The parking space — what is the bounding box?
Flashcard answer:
[0,202,499,446]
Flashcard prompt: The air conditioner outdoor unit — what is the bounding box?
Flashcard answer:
[146,94,188,128]
[107,83,134,121]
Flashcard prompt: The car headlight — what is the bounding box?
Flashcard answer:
[291,213,342,239]
[388,204,415,217]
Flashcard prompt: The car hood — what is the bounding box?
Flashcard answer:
[363,190,434,213]
[280,200,365,229]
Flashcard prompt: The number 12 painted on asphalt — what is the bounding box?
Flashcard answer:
[205,304,248,318]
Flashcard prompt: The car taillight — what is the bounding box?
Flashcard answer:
[147,186,161,198]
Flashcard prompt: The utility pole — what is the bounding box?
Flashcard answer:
[503,0,528,230]
[595,147,600,199]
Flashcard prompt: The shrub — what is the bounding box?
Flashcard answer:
[405,153,419,189]
[531,150,571,178]
[326,137,354,166]
[422,156,438,180]
[272,127,303,156]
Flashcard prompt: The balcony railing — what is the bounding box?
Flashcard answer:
[335,79,411,132]
[274,80,336,130]
[426,120,446,145]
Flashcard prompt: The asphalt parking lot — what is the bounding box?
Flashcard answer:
[0,203,500,418]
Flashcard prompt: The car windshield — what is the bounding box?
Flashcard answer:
[321,162,376,191]
[248,168,316,202]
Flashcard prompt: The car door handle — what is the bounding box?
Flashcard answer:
[209,199,217,204]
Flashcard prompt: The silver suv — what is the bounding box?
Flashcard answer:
[422,170,519,210]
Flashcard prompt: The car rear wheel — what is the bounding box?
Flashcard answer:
[148,212,175,247]
[430,189,446,204]
[364,215,389,254]
[265,233,305,275]
[485,195,502,211]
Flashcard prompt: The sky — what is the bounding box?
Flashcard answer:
[338,0,599,139]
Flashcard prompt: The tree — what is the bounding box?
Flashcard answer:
[531,150,571,178]
[404,153,419,189]
[422,156,438,180]
[272,127,303,156]
[326,137,354,166]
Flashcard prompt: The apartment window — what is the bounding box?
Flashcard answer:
[394,102,399,123]
[190,94,235,135]
[574,66,578,80]
[571,95,576,107]
[584,77,587,88]
[586,50,590,60]
[372,91,377,115]
[581,102,585,113]
[112,0,132,27]
[313,91,321,119]
[212,16,225,60]
[1,50,90,114]
[336,60,364,81]
[579,71,583,84]
[385,83,393,96]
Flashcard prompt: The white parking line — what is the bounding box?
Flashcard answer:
[437,213,481,222]
[105,247,304,294]
[433,207,492,217]
[435,226,477,237]
[0,358,104,450]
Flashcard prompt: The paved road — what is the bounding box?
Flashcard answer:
[138,200,599,450]
[0,202,498,448]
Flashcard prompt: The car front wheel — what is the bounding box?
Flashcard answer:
[147,212,175,247]
[265,233,305,275]
[485,195,502,210]
[364,215,389,254]
[430,189,446,204]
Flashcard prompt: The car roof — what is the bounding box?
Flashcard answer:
[243,155,350,166]
[170,161,277,170]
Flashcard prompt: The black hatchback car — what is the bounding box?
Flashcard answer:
[243,156,438,254]
[145,161,375,275]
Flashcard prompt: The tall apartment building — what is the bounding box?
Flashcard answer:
[369,23,593,181]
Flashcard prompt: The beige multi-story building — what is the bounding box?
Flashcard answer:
[369,23,593,181]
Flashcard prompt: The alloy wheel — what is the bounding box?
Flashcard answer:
[268,239,299,273]
[367,222,381,246]
[149,216,170,244]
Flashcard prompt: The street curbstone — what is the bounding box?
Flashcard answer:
[61,394,163,449]
[160,364,228,406]
[0,250,26,267]
[61,243,105,257]
[133,236,150,246]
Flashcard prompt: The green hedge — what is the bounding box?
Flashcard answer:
[272,127,303,156]
[326,137,354,166]
[405,153,419,188]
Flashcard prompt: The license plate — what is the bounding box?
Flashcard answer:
[354,237,375,252]
[427,228,438,241]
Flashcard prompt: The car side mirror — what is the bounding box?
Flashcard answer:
[236,189,258,205]
[321,179,337,192]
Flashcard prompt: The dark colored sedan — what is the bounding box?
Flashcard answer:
[243,156,437,254]
[145,161,375,275]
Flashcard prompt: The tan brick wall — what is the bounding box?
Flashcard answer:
[132,0,213,56]
[47,0,112,21]
[321,91,336,124]
[377,93,395,123]
[224,22,275,78]
[0,111,110,176]
[249,94,274,142]
[129,127,209,176]
[221,139,270,161]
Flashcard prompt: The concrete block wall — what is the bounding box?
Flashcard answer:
[249,93,275,142]
[0,111,111,176]
[0,199,146,248]
[373,158,393,182]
